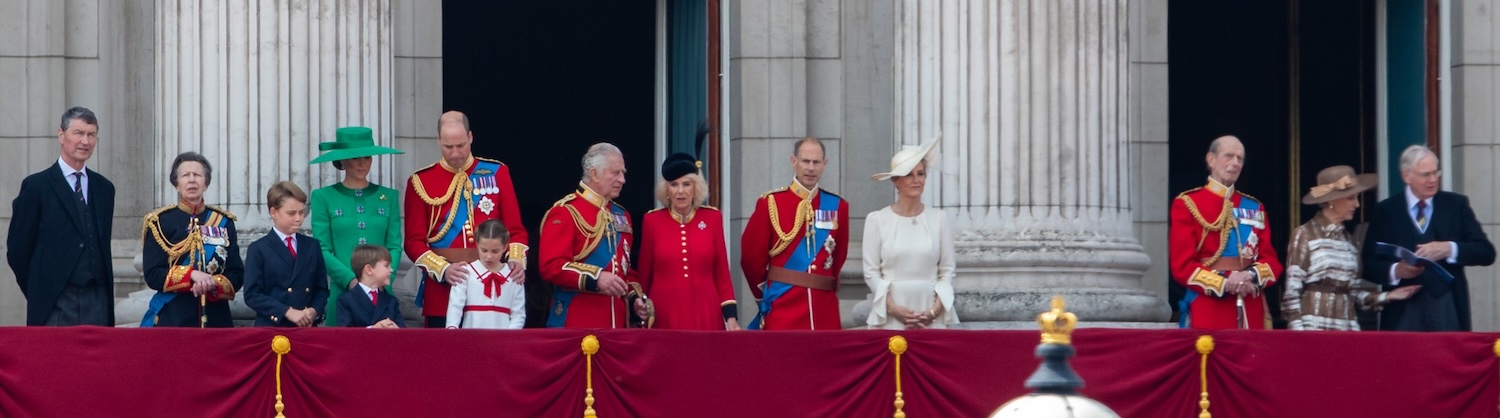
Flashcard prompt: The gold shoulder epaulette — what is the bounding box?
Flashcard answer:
[760,187,789,199]
[699,205,720,212]
[475,156,504,166]
[407,161,439,178]
[646,207,665,214]
[140,204,176,239]
[1173,187,1204,200]
[552,193,577,208]
[205,205,238,221]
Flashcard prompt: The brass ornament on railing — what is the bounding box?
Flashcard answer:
[1196,335,1215,418]
[582,335,600,418]
[271,335,291,418]
[889,335,909,418]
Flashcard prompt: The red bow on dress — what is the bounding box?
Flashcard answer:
[480,271,507,298]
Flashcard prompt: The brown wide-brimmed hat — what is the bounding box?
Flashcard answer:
[1301,165,1377,205]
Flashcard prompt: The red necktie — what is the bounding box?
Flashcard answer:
[370,290,378,306]
[285,236,297,258]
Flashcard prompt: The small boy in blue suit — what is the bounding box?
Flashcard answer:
[338,244,406,328]
[244,181,329,327]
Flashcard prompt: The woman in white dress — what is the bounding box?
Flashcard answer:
[863,134,958,329]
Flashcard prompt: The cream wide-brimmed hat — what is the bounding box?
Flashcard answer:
[871,132,941,181]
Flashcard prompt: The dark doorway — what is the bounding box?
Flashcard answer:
[444,1,657,327]
[1168,1,1377,328]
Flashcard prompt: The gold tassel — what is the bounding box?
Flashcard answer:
[1196,335,1214,418]
[271,335,291,418]
[582,335,600,418]
[889,335,908,418]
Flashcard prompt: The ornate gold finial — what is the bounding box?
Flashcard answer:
[888,336,909,418]
[1037,296,1077,345]
[582,335,599,418]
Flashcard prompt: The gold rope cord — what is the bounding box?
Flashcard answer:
[766,194,812,257]
[271,335,291,418]
[1179,195,1236,267]
[564,204,613,262]
[889,336,908,418]
[1196,335,1214,418]
[582,335,600,418]
[423,177,474,243]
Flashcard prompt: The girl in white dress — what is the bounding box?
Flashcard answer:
[446,220,526,329]
[864,134,958,329]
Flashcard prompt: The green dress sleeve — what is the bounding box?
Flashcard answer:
[383,186,403,294]
[312,188,358,291]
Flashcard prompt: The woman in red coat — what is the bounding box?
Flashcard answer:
[636,153,740,330]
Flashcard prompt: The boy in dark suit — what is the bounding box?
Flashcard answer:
[244,181,329,327]
[338,244,406,328]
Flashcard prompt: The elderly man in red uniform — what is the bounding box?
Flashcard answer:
[405,111,529,328]
[1170,135,1283,329]
[741,137,850,330]
[539,143,650,328]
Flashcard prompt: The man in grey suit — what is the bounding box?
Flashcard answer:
[7,107,117,326]
[1362,145,1496,331]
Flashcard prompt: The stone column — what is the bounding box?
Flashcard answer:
[894,0,1168,324]
[155,0,395,233]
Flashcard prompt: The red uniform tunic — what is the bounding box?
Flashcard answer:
[403,156,529,319]
[740,181,849,330]
[1169,179,1283,329]
[636,207,736,330]
[538,184,639,329]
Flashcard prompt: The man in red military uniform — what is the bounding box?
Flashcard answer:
[741,137,850,330]
[1169,135,1283,329]
[404,111,529,328]
[539,143,650,328]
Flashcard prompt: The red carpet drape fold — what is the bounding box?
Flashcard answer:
[0,327,1495,417]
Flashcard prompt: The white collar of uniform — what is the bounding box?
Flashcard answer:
[1404,186,1431,211]
[358,282,378,297]
[57,156,86,179]
[273,228,297,245]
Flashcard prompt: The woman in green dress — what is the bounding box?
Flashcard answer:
[309,126,405,325]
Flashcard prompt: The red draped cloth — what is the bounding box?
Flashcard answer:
[0,327,1494,417]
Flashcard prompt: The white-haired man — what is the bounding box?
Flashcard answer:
[1362,145,1494,331]
[539,143,650,328]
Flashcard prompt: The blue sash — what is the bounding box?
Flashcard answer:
[547,203,627,328]
[140,214,231,327]
[1220,198,1261,258]
[748,193,840,330]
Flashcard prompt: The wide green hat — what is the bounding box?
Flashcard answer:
[309,126,405,164]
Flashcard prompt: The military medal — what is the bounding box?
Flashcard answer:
[824,235,837,270]
[1242,232,1258,261]
[470,176,485,196]
[486,176,498,195]
[477,196,496,215]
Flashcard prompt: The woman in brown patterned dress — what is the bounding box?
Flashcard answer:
[1282,165,1421,330]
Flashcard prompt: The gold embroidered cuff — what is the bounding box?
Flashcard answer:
[210,274,236,301]
[1188,268,1227,297]
[163,265,194,293]
[562,262,602,290]
[1252,263,1275,287]
[507,243,529,268]
[415,251,451,282]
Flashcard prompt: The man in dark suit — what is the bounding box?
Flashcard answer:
[243,181,330,327]
[1363,145,1496,331]
[7,107,116,326]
